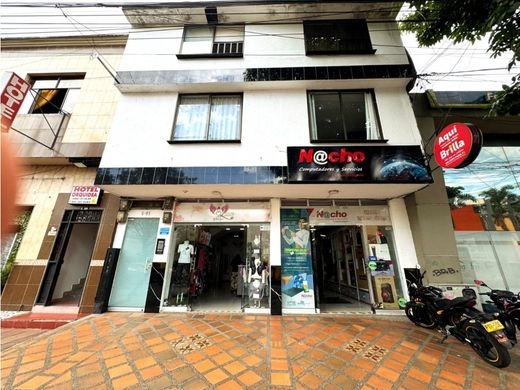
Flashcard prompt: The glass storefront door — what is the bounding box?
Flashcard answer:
[108,218,160,310]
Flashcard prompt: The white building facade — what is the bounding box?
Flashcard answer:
[97,1,434,314]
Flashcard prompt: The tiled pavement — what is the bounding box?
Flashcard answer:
[1,313,519,389]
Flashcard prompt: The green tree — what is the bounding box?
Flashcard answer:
[1,210,31,290]
[446,186,477,208]
[401,0,520,115]
[479,185,520,230]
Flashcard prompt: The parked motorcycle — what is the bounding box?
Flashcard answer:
[475,279,520,345]
[405,270,512,368]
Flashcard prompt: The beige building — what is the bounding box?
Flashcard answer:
[1,35,126,314]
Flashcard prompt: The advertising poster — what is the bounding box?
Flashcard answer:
[373,276,399,309]
[280,209,315,310]
[368,243,394,276]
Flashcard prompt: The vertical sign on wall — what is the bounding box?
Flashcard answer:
[280,209,315,310]
[1,72,31,133]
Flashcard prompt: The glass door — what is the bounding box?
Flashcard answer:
[108,218,159,310]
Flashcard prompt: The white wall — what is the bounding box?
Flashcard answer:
[101,87,421,168]
[119,22,408,72]
[52,224,97,300]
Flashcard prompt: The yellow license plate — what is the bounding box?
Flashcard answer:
[483,320,505,333]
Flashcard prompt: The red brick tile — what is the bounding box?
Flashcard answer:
[436,378,463,390]
[367,375,392,390]
[408,368,431,383]
[375,366,400,382]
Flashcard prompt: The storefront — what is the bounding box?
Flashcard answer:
[161,201,272,313]
[280,203,406,314]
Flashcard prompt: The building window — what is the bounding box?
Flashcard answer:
[303,20,375,55]
[308,91,381,142]
[179,25,244,57]
[28,75,84,114]
[171,94,242,142]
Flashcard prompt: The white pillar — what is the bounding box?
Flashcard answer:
[270,198,281,266]
[388,197,419,268]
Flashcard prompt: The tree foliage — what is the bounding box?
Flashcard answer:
[401,0,520,115]
[446,185,476,208]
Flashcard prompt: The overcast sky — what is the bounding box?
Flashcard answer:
[1,1,517,93]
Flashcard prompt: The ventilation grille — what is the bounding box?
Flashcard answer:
[212,41,243,54]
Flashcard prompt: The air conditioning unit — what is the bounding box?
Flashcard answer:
[213,41,243,55]
[431,283,484,311]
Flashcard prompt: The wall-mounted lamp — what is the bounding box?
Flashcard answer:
[116,210,128,223]
[119,199,132,211]
[211,190,223,198]
[328,189,339,196]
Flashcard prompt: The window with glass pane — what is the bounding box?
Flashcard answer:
[172,94,242,141]
[304,20,375,55]
[28,76,84,114]
[180,25,244,56]
[308,91,381,141]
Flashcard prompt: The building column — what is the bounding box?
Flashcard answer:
[270,198,281,266]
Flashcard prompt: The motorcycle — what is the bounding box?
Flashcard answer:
[405,270,512,368]
[474,279,520,345]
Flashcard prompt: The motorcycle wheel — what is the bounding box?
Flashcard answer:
[405,302,436,329]
[464,324,511,368]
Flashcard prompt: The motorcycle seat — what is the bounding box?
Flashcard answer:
[434,296,474,310]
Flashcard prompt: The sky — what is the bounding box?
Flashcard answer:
[1,1,517,93]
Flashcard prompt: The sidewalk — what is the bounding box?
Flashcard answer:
[1,313,519,389]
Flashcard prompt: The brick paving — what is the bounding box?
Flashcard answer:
[1,313,519,389]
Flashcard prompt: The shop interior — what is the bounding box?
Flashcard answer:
[311,225,372,312]
[164,224,270,312]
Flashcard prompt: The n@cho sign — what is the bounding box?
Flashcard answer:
[433,123,482,169]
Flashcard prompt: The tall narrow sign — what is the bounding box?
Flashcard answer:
[280,209,315,310]
[1,73,31,133]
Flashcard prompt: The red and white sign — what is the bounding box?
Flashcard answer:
[1,72,31,133]
[433,123,482,169]
[69,186,102,205]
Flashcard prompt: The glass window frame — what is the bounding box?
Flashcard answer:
[28,75,84,114]
[178,25,245,58]
[303,19,376,55]
[170,93,243,143]
[307,89,384,143]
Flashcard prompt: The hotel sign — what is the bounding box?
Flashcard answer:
[1,72,31,133]
[69,186,102,205]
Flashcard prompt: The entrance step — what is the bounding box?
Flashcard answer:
[0,312,87,329]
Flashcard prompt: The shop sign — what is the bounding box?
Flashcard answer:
[280,209,315,310]
[308,205,390,226]
[68,186,102,205]
[173,202,271,223]
[1,72,31,133]
[287,145,431,183]
[433,122,482,169]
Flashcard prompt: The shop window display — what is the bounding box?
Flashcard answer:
[365,225,405,309]
[163,224,270,311]
[242,224,270,310]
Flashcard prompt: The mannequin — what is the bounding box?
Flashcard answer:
[175,240,194,286]
[248,256,266,307]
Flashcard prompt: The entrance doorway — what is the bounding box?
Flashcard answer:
[36,210,101,308]
[163,223,270,313]
[311,225,372,312]
[190,226,245,312]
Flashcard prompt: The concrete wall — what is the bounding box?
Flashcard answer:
[101,87,422,168]
[405,116,462,284]
[119,22,408,72]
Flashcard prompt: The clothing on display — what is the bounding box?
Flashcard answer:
[177,241,194,264]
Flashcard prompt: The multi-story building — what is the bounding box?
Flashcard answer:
[412,90,520,296]
[1,35,126,314]
[93,1,460,315]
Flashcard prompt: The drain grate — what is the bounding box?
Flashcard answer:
[363,345,388,362]
[345,339,368,353]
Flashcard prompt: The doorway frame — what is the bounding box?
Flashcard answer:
[35,209,102,308]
